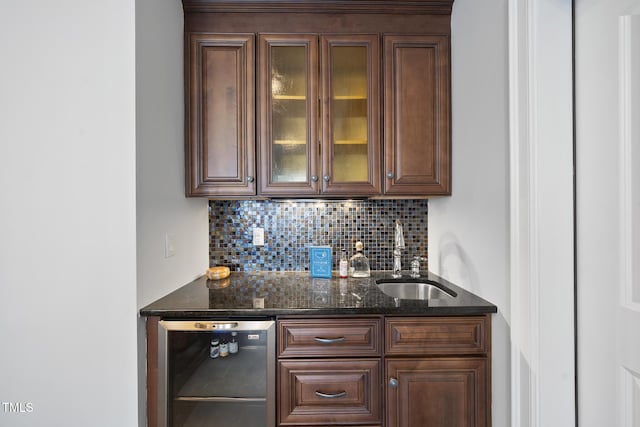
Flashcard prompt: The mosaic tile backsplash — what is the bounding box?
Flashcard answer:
[209,199,428,272]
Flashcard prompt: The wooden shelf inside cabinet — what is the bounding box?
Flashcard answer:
[273,140,307,145]
[273,94,306,100]
[334,95,367,100]
[335,139,367,145]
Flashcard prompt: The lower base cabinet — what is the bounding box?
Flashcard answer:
[383,316,491,427]
[277,315,491,427]
[146,315,492,427]
[386,358,488,427]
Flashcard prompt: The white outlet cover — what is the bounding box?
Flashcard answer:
[253,228,265,246]
[165,233,176,258]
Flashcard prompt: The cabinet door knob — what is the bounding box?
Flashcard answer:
[311,175,318,182]
[389,377,398,388]
[386,172,394,179]
[323,175,330,182]
[247,176,255,183]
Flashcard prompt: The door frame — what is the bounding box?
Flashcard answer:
[508,0,575,426]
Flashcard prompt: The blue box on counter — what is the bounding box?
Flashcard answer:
[309,246,332,278]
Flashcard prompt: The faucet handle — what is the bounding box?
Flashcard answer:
[410,256,426,277]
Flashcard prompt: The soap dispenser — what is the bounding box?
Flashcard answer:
[349,241,371,278]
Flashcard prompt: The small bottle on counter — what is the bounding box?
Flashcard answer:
[210,337,220,359]
[349,241,371,278]
[339,249,349,278]
[219,335,229,357]
[229,331,239,355]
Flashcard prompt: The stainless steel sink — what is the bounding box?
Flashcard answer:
[376,279,455,300]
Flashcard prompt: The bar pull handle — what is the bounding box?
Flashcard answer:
[315,390,347,399]
[313,336,346,344]
[194,322,239,330]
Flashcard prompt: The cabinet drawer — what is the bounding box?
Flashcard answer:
[385,316,489,355]
[278,359,381,425]
[278,318,381,357]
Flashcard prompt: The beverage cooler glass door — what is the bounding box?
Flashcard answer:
[157,320,276,427]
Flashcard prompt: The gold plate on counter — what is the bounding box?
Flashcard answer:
[206,266,230,280]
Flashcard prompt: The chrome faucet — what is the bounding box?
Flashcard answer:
[392,220,405,278]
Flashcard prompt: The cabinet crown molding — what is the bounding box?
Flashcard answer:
[183,0,454,14]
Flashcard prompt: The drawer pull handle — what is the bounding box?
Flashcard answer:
[313,336,345,344]
[315,390,347,399]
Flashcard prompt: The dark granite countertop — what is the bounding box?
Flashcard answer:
[140,271,497,318]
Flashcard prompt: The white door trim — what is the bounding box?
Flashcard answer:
[508,0,575,426]
[618,14,640,427]
[508,0,539,424]
[618,14,640,313]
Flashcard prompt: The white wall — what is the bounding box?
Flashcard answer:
[0,2,138,426]
[135,0,209,424]
[135,0,208,309]
[429,1,511,425]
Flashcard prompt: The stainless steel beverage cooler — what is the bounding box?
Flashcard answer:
[157,319,276,427]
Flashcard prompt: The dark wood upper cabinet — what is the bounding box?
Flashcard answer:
[185,33,256,197]
[383,35,451,196]
[321,34,381,196]
[258,34,380,197]
[258,34,320,196]
[183,0,453,198]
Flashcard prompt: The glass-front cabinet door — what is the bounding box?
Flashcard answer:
[321,35,380,195]
[258,34,379,197]
[259,34,319,196]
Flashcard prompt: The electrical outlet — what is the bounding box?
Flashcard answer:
[165,233,176,258]
[253,227,265,246]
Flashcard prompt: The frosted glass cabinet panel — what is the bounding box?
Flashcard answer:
[259,34,379,196]
[322,35,380,195]
[259,35,319,196]
[331,46,369,182]
[270,46,308,183]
